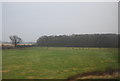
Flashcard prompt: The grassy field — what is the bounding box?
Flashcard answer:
[2,47,118,79]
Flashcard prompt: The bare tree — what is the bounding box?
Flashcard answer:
[9,35,22,47]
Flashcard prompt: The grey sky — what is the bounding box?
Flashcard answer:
[2,2,118,42]
[0,2,2,42]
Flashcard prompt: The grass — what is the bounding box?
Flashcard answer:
[2,47,118,79]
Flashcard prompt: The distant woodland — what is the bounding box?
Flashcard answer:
[37,34,118,48]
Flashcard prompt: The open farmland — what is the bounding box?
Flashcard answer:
[2,47,118,79]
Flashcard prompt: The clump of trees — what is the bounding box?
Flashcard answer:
[37,34,118,48]
[9,35,22,47]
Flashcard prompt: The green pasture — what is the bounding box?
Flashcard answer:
[2,47,118,79]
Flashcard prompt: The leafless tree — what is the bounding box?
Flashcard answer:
[9,35,22,47]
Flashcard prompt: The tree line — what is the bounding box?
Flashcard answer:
[37,34,118,48]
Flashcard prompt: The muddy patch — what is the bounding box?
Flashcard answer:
[0,70,9,73]
[67,69,119,81]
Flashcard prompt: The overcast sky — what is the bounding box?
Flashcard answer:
[2,2,118,42]
[0,2,2,42]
